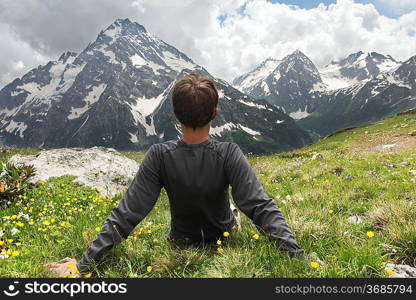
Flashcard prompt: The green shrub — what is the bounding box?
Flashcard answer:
[0,162,35,205]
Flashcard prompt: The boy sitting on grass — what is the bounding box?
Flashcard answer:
[45,72,303,277]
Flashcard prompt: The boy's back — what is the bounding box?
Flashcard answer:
[159,137,235,242]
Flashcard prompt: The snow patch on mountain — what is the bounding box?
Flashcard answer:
[12,61,86,115]
[5,121,27,138]
[381,73,412,89]
[161,51,196,72]
[320,66,358,90]
[239,124,261,136]
[210,122,236,136]
[320,52,401,90]
[103,23,122,42]
[68,83,107,119]
[289,108,310,120]
[129,132,139,143]
[128,106,156,136]
[130,54,147,66]
[237,99,267,109]
[131,92,166,117]
[103,50,118,64]
[233,58,281,92]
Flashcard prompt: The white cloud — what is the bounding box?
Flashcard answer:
[187,0,416,80]
[0,24,49,88]
[0,0,415,87]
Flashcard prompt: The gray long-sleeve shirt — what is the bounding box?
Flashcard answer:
[76,137,303,273]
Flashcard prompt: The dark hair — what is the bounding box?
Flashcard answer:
[172,72,218,130]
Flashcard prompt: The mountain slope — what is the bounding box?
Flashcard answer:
[234,50,325,119]
[298,55,416,136]
[320,51,401,90]
[232,57,281,98]
[233,50,415,138]
[0,18,311,154]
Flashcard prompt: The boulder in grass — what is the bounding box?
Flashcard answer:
[9,147,140,196]
[385,263,416,278]
[311,153,323,160]
[347,215,363,224]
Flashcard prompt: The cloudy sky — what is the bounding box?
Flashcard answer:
[0,0,415,88]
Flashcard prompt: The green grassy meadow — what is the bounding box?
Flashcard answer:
[1,111,415,278]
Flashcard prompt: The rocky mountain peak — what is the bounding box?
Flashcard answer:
[58,51,78,63]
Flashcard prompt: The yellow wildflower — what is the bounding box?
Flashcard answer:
[252,234,260,240]
[386,269,394,276]
[147,266,152,273]
[16,221,24,227]
[216,240,222,245]
[42,220,50,226]
[95,227,101,232]
[217,247,224,254]
[84,273,92,278]
[366,231,375,238]
[12,250,19,257]
[223,231,230,238]
[310,261,319,269]
[328,209,334,214]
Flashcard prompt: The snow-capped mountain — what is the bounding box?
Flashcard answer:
[233,50,415,138]
[320,51,401,90]
[0,18,311,154]
[298,55,416,136]
[232,57,281,98]
[233,50,324,120]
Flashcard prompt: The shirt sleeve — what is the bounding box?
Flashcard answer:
[225,143,303,256]
[76,144,162,274]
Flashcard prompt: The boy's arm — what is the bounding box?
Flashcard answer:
[76,144,162,274]
[225,143,303,255]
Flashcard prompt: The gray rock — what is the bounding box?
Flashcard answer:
[385,263,416,278]
[379,243,397,254]
[9,147,139,196]
[347,215,363,224]
[311,153,323,160]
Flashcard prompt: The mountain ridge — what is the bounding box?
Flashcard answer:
[233,49,416,138]
[0,18,311,154]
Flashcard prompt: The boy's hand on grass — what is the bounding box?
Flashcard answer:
[43,257,81,278]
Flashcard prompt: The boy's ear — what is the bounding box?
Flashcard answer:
[211,108,218,120]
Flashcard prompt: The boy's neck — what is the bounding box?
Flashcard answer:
[180,123,210,144]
